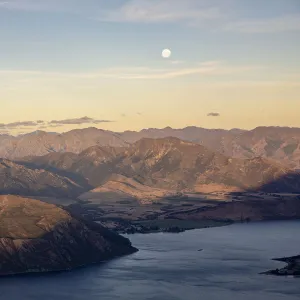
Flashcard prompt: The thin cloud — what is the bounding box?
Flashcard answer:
[223,14,300,33]
[49,116,113,125]
[49,124,64,128]
[0,0,228,29]
[207,112,220,117]
[0,61,262,80]
[0,116,113,132]
[99,0,223,24]
[170,60,185,65]
[2,1,299,34]
[5,121,38,128]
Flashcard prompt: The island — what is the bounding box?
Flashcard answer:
[262,255,300,276]
[0,195,138,276]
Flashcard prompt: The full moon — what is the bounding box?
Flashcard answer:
[162,48,171,58]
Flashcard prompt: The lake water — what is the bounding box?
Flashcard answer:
[1,221,300,300]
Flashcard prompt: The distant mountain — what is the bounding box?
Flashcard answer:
[21,137,300,194]
[2,126,300,168]
[0,195,137,276]
[0,127,128,159]
[0,159,85,197]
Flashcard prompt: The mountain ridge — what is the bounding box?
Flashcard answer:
[19,137,300,194]
[2,126,300,168]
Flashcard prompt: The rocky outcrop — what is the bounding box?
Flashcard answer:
[263,255,300,276]
[0,195,137,276]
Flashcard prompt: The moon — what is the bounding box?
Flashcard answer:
[162,48,171,59]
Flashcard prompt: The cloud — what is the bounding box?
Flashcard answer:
[49,116,113,125]
[0,61,262,81]
[49,124,64,128]
[98,0,223,24]
[121,113,127,117]
[0,0,229,29]
[5,121,38,128]
[207,112,220,117]
[170,60,185,65]
[1,1,299,34]
[223,14,300,33]
[0,116,113,133]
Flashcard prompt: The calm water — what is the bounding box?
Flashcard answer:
[1,221,300,300]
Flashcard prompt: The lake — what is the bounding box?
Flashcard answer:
[1,220,299,300]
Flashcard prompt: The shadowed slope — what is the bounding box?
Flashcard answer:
[19,137,300,194]
[0,195,137,276]
[0,159,86,198]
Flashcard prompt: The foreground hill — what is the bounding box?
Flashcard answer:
[0,195,137,276]
[21,137,300,194]
[2,126,300,168]
[0,159,86,198]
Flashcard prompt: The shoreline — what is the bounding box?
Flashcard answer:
[115,218,300,235]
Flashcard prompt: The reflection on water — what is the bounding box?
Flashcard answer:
[1,220,300,300]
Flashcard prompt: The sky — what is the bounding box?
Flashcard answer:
[0,0,300,135]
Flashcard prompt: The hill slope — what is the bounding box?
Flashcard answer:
[79,174,181,204]
[21,137,300,193]
[0,159,85,197]
[0,195,137,276]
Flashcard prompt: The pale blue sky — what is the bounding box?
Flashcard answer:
[0,0,300,134]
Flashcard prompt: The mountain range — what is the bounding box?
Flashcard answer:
[16,137,300,196]
[1,126,300,168]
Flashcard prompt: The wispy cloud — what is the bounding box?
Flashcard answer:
[0,61,262,80]
[223,14,300,33]
[0,116,113,134]
[1,0,299,34]
[97,0,223,24]
[207,112,220,117]
[170,60,185,65]
[4,121,38,128]
[49,116,113,125]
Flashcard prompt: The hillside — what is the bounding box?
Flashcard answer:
[0,195,137,276]
[79,174,181,204]
[0,159,86,198]
[21,137,300,194]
